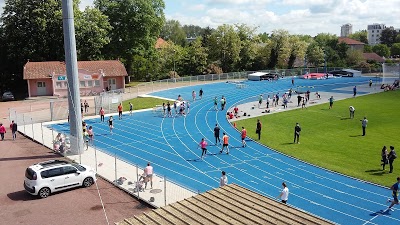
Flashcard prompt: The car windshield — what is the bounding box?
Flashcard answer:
[72,163,87,172]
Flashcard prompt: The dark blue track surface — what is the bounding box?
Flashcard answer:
[49,77,399,225]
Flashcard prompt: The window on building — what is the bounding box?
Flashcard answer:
[372,34,374,37]
[56,82,62,89]
[80,81,86,87]
[87,80,93,87]
[377,30,379,33]
[372,30,374,33]
[94,80,100,87]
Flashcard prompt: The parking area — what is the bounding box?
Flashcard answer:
[0,132,150,225]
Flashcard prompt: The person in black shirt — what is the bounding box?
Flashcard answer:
[199,88,203,99]
[214,124,221,145]
[256,119,262,140]
[388,146,397,173]
[297,95,302,107]
[294,123,301,144]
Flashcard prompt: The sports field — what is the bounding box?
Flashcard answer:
[49,77,400,225]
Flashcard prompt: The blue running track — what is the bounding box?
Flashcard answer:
[49,77,398,225]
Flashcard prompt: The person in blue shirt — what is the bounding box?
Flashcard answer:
[353,86,357,97]
[387,177,400,211]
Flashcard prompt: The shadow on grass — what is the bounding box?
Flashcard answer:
[340,118,351,120]
[365,169,387,176]
[349,134,363,137]
[281,142,296,145]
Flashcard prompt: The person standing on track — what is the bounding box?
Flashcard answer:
[241,127,247,147]
[199,88,203,100]
[214,124,221,145]
[118,103,123,120]
[294,123,301,144]
[220,96,225,110]
[199,138,208,160]
[256,119,262,140]
[369,79,373,88]
[192,90,196,101]
[277,182,289,204]
[99,107,105,122]
[108,116,114,134]
[214,97,218,111]
[258,95,263,108]
[167,102,172,117]
[129,102,133,116]
[220,133,229,154]
[387,177,400,211]
[353,86,357,97]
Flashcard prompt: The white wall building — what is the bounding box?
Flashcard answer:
[340,24,353,37]
[367,23,386,45]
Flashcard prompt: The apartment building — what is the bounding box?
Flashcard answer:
[340,23,353,37]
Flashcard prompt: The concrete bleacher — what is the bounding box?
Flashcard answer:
[116,184,334,225]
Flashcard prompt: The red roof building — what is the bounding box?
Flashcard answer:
[362,53,385,63]
[23,60,127,97]
[338,37,365,51]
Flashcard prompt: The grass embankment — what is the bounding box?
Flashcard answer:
[235,91,400,187]
[122,97,165,111]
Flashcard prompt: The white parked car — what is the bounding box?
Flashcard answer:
[24,160,96,198]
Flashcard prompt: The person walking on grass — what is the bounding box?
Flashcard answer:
[241,127,247,147]
[349,106,355,119]
[0,123,6,141]
[10,120,17,140]
[199,138,208,160]
[381,146,389,171]
[361,117,368,136]
[277,182,289,204]
[220,171,228,187]
[99,107,105,122]
[388,146,397,173]
[144,162,153,189]
[256,119,262,140]
[387,177,400,211]
[129,102,133,116]
[329,96,334,109]
[108,116,114,134]
[214,124,221,145]
[220,133,229,154]
[118,103,123,120]
[294,123,301,144]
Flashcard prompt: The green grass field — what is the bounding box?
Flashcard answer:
[122,97,165,111]
[235,91,400,187]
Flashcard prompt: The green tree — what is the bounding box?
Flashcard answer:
[396,34,400,43]
[364,45,373,53]
[208,24,241,72]
[306,42,324,67]
[349,30,368,44]
[268,29,290,68]
[235,24,260,70]
[346,50,364,66]
[287,35,308,69]
[95,0,165,76]
[160,19,187,46]
[182,38,208,75]
[182,25,205,38]
[391,43,400,56]
[75,7,112,60]
[380,28,398,47]
[372,44,390,57]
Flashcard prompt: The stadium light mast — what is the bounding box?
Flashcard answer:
[62,0,84,155]
[323,49,327,78]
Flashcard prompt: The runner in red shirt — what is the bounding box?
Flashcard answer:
[241,127,247,147]
[99,107,105,122]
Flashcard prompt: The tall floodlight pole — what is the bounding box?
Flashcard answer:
[62,0,83,154]
[324,49,327,78]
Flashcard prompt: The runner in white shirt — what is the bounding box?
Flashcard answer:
[220,171,228,187]
[277,182,289,204]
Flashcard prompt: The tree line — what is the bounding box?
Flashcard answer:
[1,0,399,96]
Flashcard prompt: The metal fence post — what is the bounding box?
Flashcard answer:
[31,118,34,139]
[41,122,45,145]
[190,76,192,85]
[94,144,98,172]
[23,115,26,133]
[114,152,117,184]
[136,164,139,198]
[164,175,167,206]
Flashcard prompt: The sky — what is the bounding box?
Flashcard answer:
[0,0,400,36]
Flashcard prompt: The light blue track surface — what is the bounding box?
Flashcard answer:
[49,77,399,225]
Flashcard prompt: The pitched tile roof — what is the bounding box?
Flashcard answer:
[155,37,168,49]
[338,37,365,45]
[363,53,385,63]
[23,60,128,80]
[117,184,334,225]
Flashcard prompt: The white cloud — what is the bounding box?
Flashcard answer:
[188,4,206,11]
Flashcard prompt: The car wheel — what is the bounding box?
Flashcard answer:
[83,177,94,187]
[38,187,51,198]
